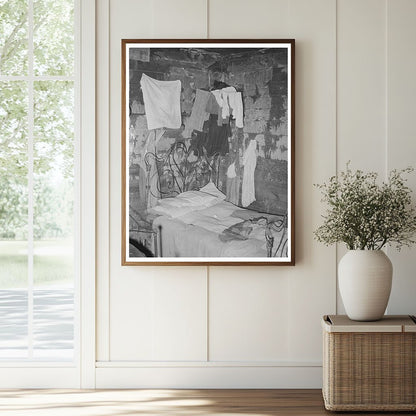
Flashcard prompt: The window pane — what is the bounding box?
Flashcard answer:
[0,81,28,359]
[0,289,28,359]
[0,80,28,250]
[33,0,74,76]
[0,0,28,76]
[33,288,74,360]
[33,82,74,253]
[33,80,74,359]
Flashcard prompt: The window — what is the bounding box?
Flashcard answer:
[0,0,77,361]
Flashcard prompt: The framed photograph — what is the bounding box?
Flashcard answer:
[122,39,295,265]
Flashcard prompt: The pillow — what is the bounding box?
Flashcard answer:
[199,182,226,200]
[149,204,195,218]
[149,188,222,218]
[172,190,219,208]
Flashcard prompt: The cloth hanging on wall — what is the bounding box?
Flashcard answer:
[241,139,257,207]
[205,92,221,117]
[219,87,236,120]
[226,162,237,179]
[210,90,227,126]
[208,87,244,128]
[227,91,244,128]
[211,89,223,108]
[183,89,211,137]
[221,87,244,128]
[191,130,209,156]
[226,162,240,206]
[140,73,181,130]
[205,114,230,157]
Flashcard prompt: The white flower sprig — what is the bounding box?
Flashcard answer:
[314,164,416,250]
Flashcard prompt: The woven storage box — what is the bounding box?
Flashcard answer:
[322,315,416,411]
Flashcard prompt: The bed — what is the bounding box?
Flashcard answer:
[129,140,288,259]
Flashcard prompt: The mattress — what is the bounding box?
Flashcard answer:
[148,186,287,258]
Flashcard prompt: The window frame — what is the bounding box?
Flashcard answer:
[0,0,95,388]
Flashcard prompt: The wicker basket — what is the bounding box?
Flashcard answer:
[322,315,416,411]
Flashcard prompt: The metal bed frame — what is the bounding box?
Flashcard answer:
[129,140,288,258]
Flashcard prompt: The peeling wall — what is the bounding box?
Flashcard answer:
[128,48,289,217]
[222,50,288,214]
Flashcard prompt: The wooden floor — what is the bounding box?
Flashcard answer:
[0,389,413,415]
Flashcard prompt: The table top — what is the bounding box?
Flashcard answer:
[322,315,416,333]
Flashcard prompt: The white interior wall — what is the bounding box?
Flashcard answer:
[386,0,416,314]
[95,0,416,388]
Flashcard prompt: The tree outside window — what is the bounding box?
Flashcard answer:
[0,0,76,360]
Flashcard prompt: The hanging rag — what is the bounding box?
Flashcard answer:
[220,87,244,128]
[183,89,211,137]
[209,87,244,127]
[210,90,227,126]
[205,114,230,157]
[226,162,240,206]
[227,91,244,128]
[241,139,257,207]
[140,73,181,130]
[227,162,237,179]
[211,89,223,108]
[191,130,209,156]
[205,92,221,116]
[219,86,236,120]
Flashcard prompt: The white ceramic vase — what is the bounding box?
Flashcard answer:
[338,250,393,321]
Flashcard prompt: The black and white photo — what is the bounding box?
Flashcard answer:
[122,40,295,265]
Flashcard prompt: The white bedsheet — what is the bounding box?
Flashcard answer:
[152,201,285,258]
[148,187,287,258]
[179,202,244,234]
[153,214,267,258]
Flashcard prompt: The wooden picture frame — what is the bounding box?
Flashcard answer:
[122,39,295,265]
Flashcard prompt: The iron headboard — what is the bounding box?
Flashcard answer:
[144,140,221,199]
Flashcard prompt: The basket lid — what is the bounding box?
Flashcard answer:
[322,315,416,333]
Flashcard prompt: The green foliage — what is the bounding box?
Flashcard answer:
[0,82,28,180]
[0,1,74,240]
[0,176,27,238]
[34,175,74,239]
[0,81,28,238]
[33,0,74,75]
[314,164,416,250]
[0,0,28,75]
[34,81,74,178]
[0,0,74,76]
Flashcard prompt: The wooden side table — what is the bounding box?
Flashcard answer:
[322,315,416,411]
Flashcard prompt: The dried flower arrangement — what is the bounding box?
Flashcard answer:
[314,164,416,250]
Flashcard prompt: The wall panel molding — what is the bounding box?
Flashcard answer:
[96,366,322,388]
[96,0,111,363]
[385,0,416,315]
